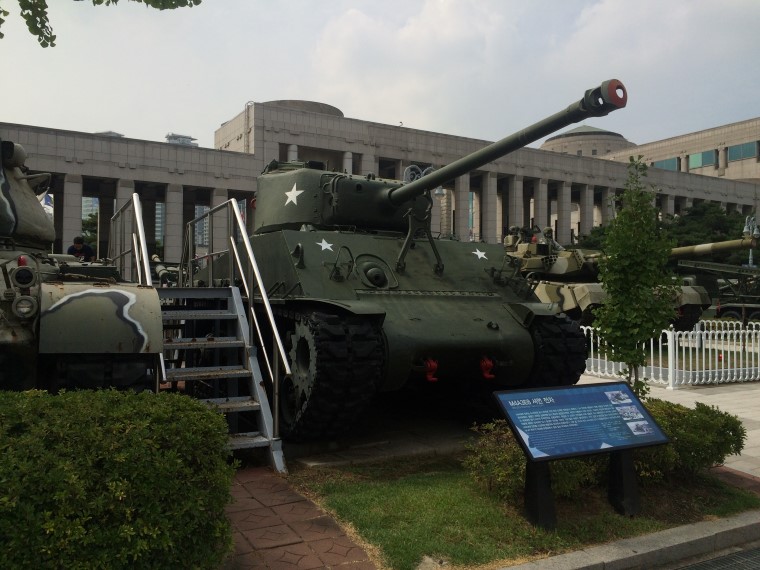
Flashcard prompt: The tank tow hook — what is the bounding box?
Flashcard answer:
[480,356,496,380]
[424,358,439,382]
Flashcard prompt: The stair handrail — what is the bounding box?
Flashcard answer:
[109,192,153,286]
[179,200,291,384]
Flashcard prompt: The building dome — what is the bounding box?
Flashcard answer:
[262,100,344,117]
[540,125,633,157]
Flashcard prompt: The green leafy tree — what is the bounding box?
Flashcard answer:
[662,202,751,265]
[0,0,201,47]
[593,158,678,395]
[81,212,98,246]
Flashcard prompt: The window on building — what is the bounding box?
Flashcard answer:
[576,150,582,156]
[688,150,717,169]
[653,158,678,171]
[591,149,597,156]
[728,142,758,162]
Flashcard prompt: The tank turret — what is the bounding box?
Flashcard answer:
[206,80,628,440]
[507,225,757,330]
[253,80,627,236]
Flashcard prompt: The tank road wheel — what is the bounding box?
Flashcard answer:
[527,314,588,387]
[279,312,383,440]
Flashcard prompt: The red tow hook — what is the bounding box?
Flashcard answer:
[480,356,495,380]
[424,358,439,382]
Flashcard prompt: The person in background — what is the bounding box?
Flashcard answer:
[67,236,95,262]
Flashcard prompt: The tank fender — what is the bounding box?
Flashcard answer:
[278,298,387,319]
[39,282,163,354]
[503,302,557,328]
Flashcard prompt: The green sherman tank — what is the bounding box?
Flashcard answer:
[505,225,756,330]
[229,80,628,439]
[0,140,163,391]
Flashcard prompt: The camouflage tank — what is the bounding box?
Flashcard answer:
[0,139,163,391]
[223,80,627,439]
[505,225,756,330]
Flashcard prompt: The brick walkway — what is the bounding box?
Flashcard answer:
[222,466,377,569]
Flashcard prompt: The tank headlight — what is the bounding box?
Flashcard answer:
[12,296,39,319]
[11,266,37,288]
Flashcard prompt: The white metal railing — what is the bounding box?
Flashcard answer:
[180,200,291,430]
[582,320,760,389]
[109,193,152,286]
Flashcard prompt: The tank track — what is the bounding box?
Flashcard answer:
[278,310,384,440]
[527,314,588,387]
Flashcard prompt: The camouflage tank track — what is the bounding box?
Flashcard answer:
[276,310,384,440]
[527,314,588,387]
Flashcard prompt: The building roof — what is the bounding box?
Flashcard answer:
[545,125,627,142]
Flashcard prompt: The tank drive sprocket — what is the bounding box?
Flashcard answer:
[280,311,384,440]
[527,314,588,387]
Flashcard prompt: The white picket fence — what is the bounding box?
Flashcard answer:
[582,320,760,389]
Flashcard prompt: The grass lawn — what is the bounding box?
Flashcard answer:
[288,453,760,570]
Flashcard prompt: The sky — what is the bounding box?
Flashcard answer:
[1,0,759,150]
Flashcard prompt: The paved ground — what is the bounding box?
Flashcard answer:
[222,377,760,569]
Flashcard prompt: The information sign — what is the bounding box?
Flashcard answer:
[494,382,668,462]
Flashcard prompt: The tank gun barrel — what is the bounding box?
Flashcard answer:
[387,79,627,206]
[669,237,757,259]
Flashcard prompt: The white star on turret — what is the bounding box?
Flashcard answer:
[284,183,304,205]
[472,249,488,260]
[317,239,333,251]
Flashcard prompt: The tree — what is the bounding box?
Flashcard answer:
[592,158,678,395]
[0,0,201,47]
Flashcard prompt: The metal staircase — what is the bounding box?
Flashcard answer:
[110,193,291,474]
[157,286,286,473]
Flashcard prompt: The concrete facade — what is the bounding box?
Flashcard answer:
[2,104,760,259]
[604,116,760,185]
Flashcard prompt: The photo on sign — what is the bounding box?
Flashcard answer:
[616,405,643,421]
[605,390,632,405]
[627,421,654,435]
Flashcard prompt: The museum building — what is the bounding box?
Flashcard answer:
[1,101,758,262]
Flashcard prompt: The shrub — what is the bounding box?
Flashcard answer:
[641,398,746,478]
[462,420,597,504]
[0,389,236,569]
[464,399,746,501]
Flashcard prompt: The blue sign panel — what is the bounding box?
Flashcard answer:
[494,382,669,462]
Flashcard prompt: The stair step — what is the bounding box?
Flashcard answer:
[163,336,245,349]
[229,432,270,450]
[164,366,251,382]
[201,397,261,413]
[161,310,237,321]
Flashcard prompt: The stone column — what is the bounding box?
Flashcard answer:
[62,174,83,250]
[481,172,502,244]
[211,188,229,254]
[438,190,452,237]
[471,190,481,241]
[116,178,134,211]
[600,186,615,225]
[718,147,728,175]
[508,175,525,229]
[455,175,471,241]
[360,153,377,177]
[164,183,183,263]
[287,144,298,161]
[556,180,572,245]
[343,151,353,174]
[684,197,694,212]
[578,183,594,236]
[534,178,549,228]
[662,194,675,218]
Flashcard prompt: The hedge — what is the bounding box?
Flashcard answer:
[0,389,236,569]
